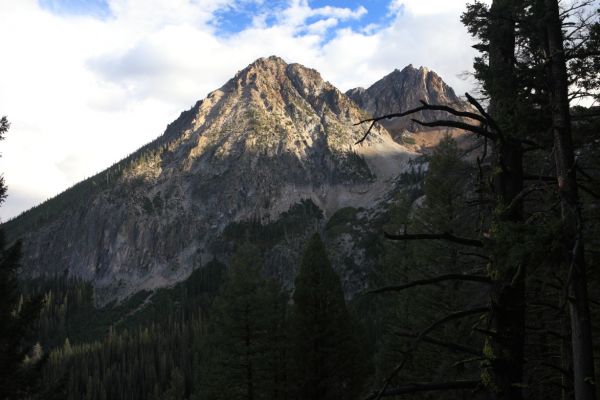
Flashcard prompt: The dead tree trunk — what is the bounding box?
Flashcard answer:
[542,0,596,398]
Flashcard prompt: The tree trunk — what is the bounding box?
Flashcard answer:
[542,1,596,399]
[483,1,527,399]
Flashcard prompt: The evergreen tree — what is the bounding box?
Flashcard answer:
[369,137,484,396]
[199,243,287,400]
[164,367,185,400]
[290,234,370,400]
[0,116,44,399]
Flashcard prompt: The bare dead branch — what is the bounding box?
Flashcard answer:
[465,92,500,132]
[416,100,488,123]
[411,119,494,139]
[355,120,377,145]
[578,183,600,199]
[367,380,481,398]
[473,327,497,337]
[499,185,548,218]
[571,112,600,120]
[394,330,482,356]
[576,165,597,181]
[369,307,488,400]
[559,0,595,18]
[523,174,558,182]
[368,274,490,295]
[355,102,486,127]
[383,231,484,247]
[459,251,491,261]
[566,50,600,60]
[421,307,490,340]
[353,99,491,144]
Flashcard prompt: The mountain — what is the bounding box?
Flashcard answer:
[346,65,469,148]
[6,57,462,305]
[7,56,418,304]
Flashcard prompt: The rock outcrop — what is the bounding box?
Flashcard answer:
[346,65,470,147]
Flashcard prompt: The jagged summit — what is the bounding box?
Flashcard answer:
[346,64,467,143]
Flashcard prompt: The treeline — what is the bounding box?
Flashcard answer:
[22,258,224,350]
[37,236,371,400]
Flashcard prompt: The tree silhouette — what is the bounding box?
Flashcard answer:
[0,116,44,400]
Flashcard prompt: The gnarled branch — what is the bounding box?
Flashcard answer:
[369,307,488,400]
[368,274,490,295]
[394,330,482,356]
[367,380,481,399]
[383,231,484,247]
[411,119,493,139]
[353,96,495,144]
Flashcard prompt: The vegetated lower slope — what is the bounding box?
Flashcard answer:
[7,56,430,305]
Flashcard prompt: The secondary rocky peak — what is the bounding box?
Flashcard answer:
[346,64,468,144]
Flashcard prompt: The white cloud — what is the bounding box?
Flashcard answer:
[278,0,368,30]
[390,0,470,16]
[0,0,482,221]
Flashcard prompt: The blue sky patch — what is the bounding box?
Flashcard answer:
[309,0,392,28]
[213,1,287,35]
[213,0,394,41]
[38,0,111,19]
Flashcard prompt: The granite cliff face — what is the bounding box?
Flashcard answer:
[7,57,462,304]
[346,65,469,147]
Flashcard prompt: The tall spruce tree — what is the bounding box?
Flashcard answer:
[369,136,485,398]
[290,234,369,400]
[199,243,287,400]
[0,116,43,399]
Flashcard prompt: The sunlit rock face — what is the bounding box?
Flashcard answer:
[10,57,464,305]
[347,64,471,149]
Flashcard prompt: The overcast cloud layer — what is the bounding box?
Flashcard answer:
[0,0,483,220]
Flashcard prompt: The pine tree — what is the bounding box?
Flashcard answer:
[199,243,287,400]
[0,116,44,399]
[164,367,185,400]
[290,234,370,400]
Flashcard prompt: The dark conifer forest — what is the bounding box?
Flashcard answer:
[1,0,600,399]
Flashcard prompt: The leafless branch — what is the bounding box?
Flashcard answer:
[369,307,488,400]
[368,274,490,295]
[383,231,484,247]
[411,119,494,139]
[353,96,496,144]
[578,183,600,199]
[465,92,499,132]
[367,380,481,398]
[459,251,491,261]
[394,330,482,356]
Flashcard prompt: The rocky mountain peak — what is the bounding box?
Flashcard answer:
[346,64,468,146]
[225,55,343,116]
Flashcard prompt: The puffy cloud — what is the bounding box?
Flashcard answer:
[278,0,367,29]
[389,0,471,16]
[0,0,482,220]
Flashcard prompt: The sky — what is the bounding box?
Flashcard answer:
[0,0,486,221]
